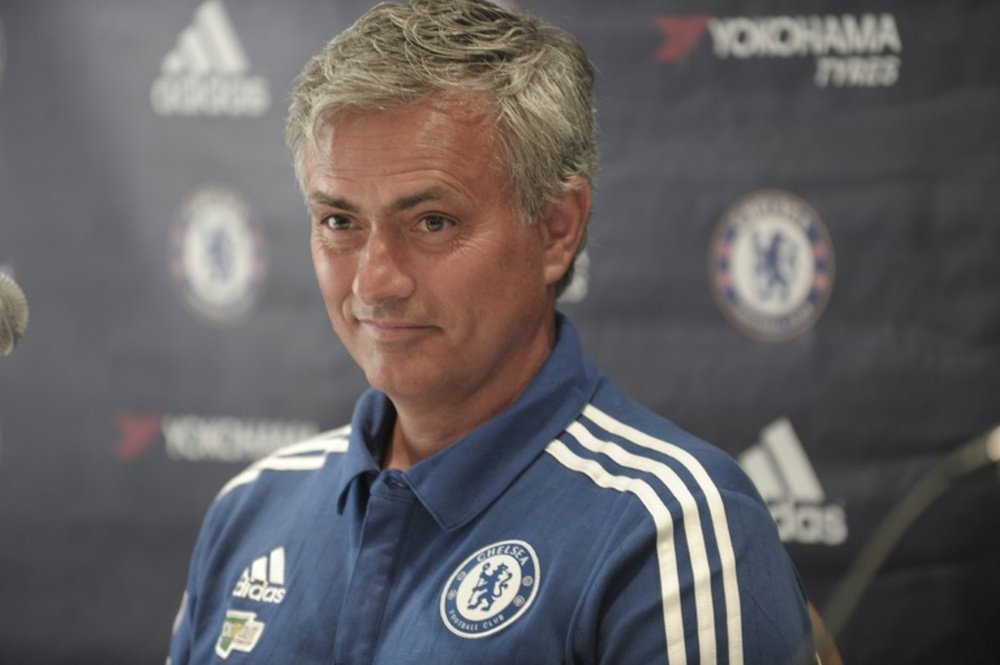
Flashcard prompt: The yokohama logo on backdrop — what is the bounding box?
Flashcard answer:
[116,412,319,462]
[655,13,903,88]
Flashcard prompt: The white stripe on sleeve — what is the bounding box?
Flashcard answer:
[566,420,718,664]
[545,439,687,665]
[583,405,743,665]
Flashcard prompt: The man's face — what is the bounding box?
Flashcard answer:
[304,95,559,412]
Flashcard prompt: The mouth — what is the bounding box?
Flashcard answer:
[356,318,435,343]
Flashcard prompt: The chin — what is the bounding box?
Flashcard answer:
[365,369,434,401]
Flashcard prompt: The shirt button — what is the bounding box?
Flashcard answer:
[385,474,408,490]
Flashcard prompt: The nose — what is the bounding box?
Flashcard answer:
[353,227,414,305]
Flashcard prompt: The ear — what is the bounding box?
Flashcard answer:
[539,176,592,288]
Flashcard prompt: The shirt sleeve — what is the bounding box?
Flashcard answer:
[572,487,815,665]
[166,590,192,665]
[166,490,231,665]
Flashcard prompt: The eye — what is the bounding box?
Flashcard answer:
[322,214,353,231]
[417,215,454,233]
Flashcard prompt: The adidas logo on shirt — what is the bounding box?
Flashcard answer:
[738,418,848,546]
[232,547,287,604]
[151,0,270,117]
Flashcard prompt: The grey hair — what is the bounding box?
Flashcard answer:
[285,0,597,295]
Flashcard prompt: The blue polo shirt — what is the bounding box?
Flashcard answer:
[168,316,813,664]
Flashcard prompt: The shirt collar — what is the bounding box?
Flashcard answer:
[334,389,394,511]
[335,315,599,529]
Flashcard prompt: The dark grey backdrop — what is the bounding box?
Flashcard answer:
[1,1,997,663]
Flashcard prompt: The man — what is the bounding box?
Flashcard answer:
[168,1,815,663]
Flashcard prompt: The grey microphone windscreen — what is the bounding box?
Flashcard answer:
[0,272,29,357]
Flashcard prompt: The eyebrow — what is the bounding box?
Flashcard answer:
[307,192,358,213]
[307,187,451,216]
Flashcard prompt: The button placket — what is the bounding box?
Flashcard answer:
[332,472,416,665]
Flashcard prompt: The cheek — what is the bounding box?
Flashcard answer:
[492,232,547,292]
[466,245,543,315]
[312,247,354,309]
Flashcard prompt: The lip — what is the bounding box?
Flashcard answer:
[357,319,435,342]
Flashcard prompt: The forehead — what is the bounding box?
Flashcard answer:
[308,93,499,173]
[302,93,518,214]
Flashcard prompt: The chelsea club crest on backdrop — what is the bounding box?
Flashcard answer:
[709,189,835,342]
[170,184,268,325]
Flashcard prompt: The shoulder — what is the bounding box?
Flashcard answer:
[543,384,773,591]
[547,384,811,661]
[189,425,352,568]
[546,382,763,510]
[214,424,352,501]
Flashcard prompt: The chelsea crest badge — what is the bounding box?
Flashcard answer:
[170,185,268,325]
[440,540,540,638]
[709,189,835,341]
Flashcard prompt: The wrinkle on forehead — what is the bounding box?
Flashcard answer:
[309,92,505,175]
[305,94,517,223]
